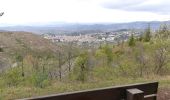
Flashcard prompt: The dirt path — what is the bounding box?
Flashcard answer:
[158,88,170,100]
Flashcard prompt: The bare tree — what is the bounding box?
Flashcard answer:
[16,54,24,77]
[157,24,170,39]
[154,47,169,75]
[136,44,147,77]
[67,42,73,72]
[0,12,4,16]
[58,51,62,81]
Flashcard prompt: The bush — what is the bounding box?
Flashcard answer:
[0,47,3,52]
[30,72,49,88]
[4,67,24,86]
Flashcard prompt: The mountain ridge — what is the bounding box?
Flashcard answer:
[0,21,170,34]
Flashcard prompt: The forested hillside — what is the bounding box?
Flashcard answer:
[0,24,170,99]
[0,31,61,71]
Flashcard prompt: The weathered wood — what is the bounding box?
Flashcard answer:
[19,82,158,100]
[144,94,157,100]
[127,88,144,100]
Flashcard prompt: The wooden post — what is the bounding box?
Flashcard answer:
[127,88,144,100]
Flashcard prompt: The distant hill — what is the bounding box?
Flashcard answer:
[0,21,170,34]
[0,31,59,51]
[0,31,59,70]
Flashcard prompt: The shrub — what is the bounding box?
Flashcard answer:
[4,67,24,86]
[30,72,49,88]
[0,47,3,52]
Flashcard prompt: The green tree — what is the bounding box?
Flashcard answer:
[128,34,135,46]
[103,45,113,65]
[144,24,151,42]
[74,51,89,82]
[95,45,113,66]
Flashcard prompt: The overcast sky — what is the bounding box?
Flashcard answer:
[0,0,170,25]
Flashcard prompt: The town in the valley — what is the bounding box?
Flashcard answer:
[43,30,141,44]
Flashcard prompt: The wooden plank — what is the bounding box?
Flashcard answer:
[144,94,157,100]
[19,82,158,100]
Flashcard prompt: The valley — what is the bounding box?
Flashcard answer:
[0,24,170,99]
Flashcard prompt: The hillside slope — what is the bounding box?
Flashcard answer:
[0,31,59,70]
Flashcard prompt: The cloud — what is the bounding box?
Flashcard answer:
[0,0,170,24]
[101,0,170,14]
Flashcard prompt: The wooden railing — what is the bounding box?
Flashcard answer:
[19,82,158,100]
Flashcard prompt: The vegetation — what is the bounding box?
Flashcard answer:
[0,47,3,52]
[128,34,135,46]
[0,25,170,99]
[144,24,151,42]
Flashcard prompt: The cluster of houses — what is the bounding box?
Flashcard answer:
[43,31,141,44]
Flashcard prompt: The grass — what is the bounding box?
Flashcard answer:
[0,75,169,100]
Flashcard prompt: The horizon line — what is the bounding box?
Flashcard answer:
[0,20,170,27]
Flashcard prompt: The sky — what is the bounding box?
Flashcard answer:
[0,0,170,25]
